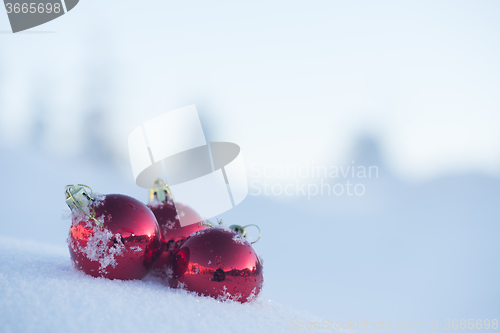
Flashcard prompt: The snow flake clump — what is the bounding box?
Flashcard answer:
[68,216,126,275]
[217,286,242,302]
[148,199,162,208]
[84,230,125,274]
[92,193,105,207]
[164,219,176,230]
[129,246,143,253]
[165,267,174,279]
[246,287,259,302]
[190,230,205,238]
[232,233,246,245]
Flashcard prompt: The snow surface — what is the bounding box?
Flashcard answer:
[0,147,321,332]
[1,145,499,332]
[0,235,318,333]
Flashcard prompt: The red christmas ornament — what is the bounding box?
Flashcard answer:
[170,227,264,303]
[66,185,162,280]
[147,179,206,276]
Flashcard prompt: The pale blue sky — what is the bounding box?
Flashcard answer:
[1,0,499,181]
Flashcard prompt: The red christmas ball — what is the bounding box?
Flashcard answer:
[171,227,264,303]
[67,190,162,280]
[148,199,206,276]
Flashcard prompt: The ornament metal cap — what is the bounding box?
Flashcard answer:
[65,185,91,210]
[199,219,262,244]
[64,184,103,227]
[229,224,262,244]
[149,178,173,204]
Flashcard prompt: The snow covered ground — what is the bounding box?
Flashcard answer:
[0,144,499,332]
[0,235,316,333]
[0,146,320,332]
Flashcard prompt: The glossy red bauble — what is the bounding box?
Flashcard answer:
[148,199,206,276]
[171,227,263,303]
[68,194,162,280]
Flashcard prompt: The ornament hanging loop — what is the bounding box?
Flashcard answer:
[229,224,261,244]
[149,178,173,203]
[65,184,103,227]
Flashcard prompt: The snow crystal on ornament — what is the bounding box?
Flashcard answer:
[190,230,205,238]
[96,215,106,226]
[217,286,242,302]
[149,197,174,208]
[93,193,105,207]
[246,287,259,302]
[129,246,143,253]
[69,209,87,227]
[232,233,246,245]
[69,216,126,274]
[85,230,125,274]
[148,199,161,208]
[213,224,232,232]
[165,267,174,279]
[164,219,176,230]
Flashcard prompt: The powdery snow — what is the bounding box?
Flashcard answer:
[0,235,319,333]
[163,219,176,231]
[232,233,247,245]
[67,215,126,275]
[129,246,143,253]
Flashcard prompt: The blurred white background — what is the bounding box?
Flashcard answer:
[1,1,499,331]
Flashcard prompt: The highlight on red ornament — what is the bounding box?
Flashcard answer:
[65,184,162,280]
[170,226,264,303]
